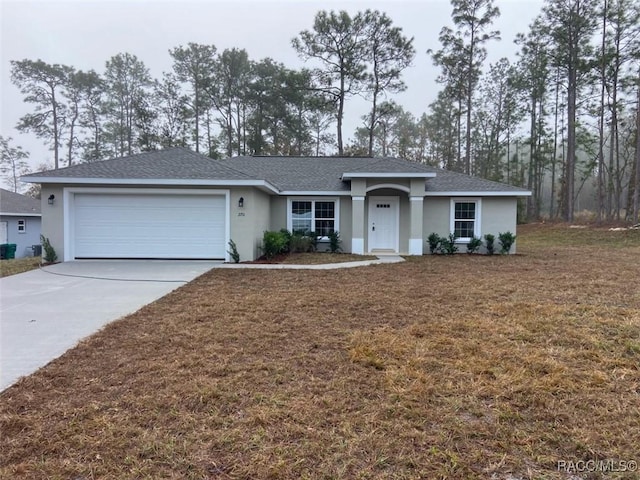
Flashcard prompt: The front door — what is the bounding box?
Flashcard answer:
[368,196,399,252]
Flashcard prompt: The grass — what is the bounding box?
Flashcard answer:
[0,256,41,278]
[1,224,639,479]
[279,252,377,264]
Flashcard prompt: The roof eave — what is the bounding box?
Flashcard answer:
[425,191,532,197]
[21,177,280,194]
[341,172,437,180]
[0,212,42,217]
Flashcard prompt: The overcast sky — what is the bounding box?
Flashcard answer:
[1,0,544,172]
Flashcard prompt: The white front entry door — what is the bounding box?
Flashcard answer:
[368,196,399,252]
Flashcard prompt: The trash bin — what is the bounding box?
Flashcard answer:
[6,244,16,259]
[0,244,6,260]
[32,244,42,257]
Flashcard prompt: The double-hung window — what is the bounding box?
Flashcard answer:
[289,199,338,237]
[17,219,26,233]
[451,199,480,241]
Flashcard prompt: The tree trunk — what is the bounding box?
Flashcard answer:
[633,71,640,223]
[337,73,345,155]
[194,83,200,153]
[51,85,60,169]
[597,0,607,222]
[565,63,576,222]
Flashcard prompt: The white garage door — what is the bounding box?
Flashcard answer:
[73,193,226,259]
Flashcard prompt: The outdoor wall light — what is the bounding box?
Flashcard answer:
[238,197,244,208]
[48,194,55,205]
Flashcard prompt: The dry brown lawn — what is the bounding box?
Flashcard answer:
[0,256,41,278]
[1,224,639,479]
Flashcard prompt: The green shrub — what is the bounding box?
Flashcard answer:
[328,230,342,253]
[261,230,288,259]
[484,234,495,255]
[290,231,315,253]
[427,233,441,254]
[499,231,517,254]
[279,229,292,253]
[466,236,482,254]
[440,233,458,255]
[227,239,240,263]
[40,234,58,263]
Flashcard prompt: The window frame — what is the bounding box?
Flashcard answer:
[287,197,340,240]
[17,219,26,234]
[450,198,481,242]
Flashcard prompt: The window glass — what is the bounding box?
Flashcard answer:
[17,219,26,233]
[292,201,312,233]
[315,201,335,237]
[454,202,476,238]
[290,200,336,237]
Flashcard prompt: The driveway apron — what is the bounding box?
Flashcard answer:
[0,261,218,391]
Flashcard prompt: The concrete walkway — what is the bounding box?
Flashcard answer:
[0,255,404,391]
[218,255,405,269]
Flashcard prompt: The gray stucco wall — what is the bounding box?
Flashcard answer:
[40,185,65,260]
[481,197,518,253]
[269,196,287,231]
[229,187,272,261]
[423,196,519,253]
[0,215,42,258]
[338,198,352,253]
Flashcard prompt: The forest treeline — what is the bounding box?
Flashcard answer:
[2,0,639,222]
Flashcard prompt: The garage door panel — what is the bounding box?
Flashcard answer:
[73,193,226,259]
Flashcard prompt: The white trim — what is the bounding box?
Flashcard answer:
[343,172,436,180]
[368,196,399,253]
[0,212,41,217]
[409,196,425,202]
[286,196,340,238]
[409,238,423,255]
[365,183,411,193]
[23,176,280,193]
[426,190,531,197]
[450,197,482,243]
[63,187,230,261]
[351,196,365,201]
[352,238,364,255]
[279,190,349,196]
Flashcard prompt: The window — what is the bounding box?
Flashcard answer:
[289,199,338,237]
[17,219,26,233]
[451,199,480,241]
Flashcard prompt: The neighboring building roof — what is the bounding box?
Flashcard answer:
[22,148,531,196]
[0,188,41,216]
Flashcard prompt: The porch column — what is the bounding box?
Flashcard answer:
[351,196,365,254]
[409,177,426,255]
[409,196,424,255]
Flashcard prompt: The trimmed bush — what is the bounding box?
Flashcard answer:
[467,236,482,254]
[427,233,441,254]
[499,231,517,254]
[440,233,458,255]
[261,230,288,259]
[40,235,58,263]
[328,230,342,253]
[484,234,495,255]
[227,239,240,263]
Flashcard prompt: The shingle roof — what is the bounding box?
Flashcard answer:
[0,188,41,215]
[425,168,529,193]
[22,147,256,181]
[22,148,530,195]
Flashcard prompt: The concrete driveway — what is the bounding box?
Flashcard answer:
[0,260,218,391]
